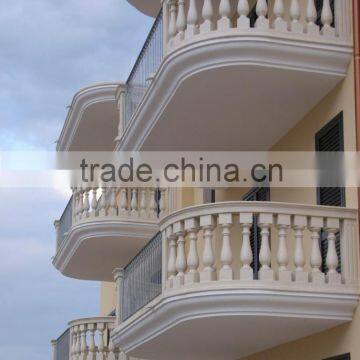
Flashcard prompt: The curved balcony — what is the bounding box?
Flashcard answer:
[52,317,122,360]
[118,0,353,151]
[112,201,359,360]
[53,187,167,281]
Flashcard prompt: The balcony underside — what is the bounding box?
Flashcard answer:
[53,219,158,281]
[118,33,352,151]
[113,286,359,360]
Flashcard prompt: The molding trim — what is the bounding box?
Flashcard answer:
[159,201,358,231]
[57,83,121,151]
[52,219,159,279]
[112,286,359,356]
[116,32,353,151]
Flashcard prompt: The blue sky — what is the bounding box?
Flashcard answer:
[0,1,152,358]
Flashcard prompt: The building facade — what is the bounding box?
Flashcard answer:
[51,1,360,359]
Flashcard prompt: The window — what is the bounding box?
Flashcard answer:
[324,354,350,360]
[315,112,344,273]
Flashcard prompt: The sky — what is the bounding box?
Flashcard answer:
[0,1,153,358]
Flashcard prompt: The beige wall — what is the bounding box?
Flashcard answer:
[100,281,116,316]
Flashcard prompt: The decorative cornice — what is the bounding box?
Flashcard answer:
[52,219,159,279]
[57,82,121,151]
[112,286,359,357]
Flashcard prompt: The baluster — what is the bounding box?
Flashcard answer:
[75,326,81,360]
[98,187,107,217]
[200,0,215,33]
[149,188,156,218]
[90,188,98,218]
[97,323,106,360]
[240,213,253,280]
[309,217,325,284]
[273,0,287,32]
[71,328,76,360]
[200,215,216,282]
[159,188,167,217]
[83,189,90,218]
[258,213,273,281]
[219,213,233,280]
[290,0,303,33]
[108,188,118,216]
[321,0,335,37]
[186,0,200,38]
[325,218,341,284]
[218,0,232,31]
[237,0,250,29]
[119,188,128,216]
[168,0,178,40]
[130,188,138,216]
[80,325,87,360]
[78,188,84,220]
[276,215,291,281]
[107,334,117,360]
[176,0,186,41]
[255,0,269,29]
[173,221,186,288]
[167,226,177,288]
[139,189,147,218]
[306,0,319,35]
[293,215,308,282]
[86,324,96,360]
[185,218,200,284]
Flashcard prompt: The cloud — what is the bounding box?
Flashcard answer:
[0,0,153,150]
[0,1,154,358]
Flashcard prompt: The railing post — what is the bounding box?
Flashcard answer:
[335,0,352,38]
[341,219,359,286]
[114,268,125,325]
[114,85,126,145]
[54,220,61,252]
[51,340,57,360]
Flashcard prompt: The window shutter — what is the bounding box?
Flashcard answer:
[315,113,344,273]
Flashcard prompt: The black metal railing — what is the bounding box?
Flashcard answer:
[121,232,162,321]
[57,196,73,250]
[54,328,70,360]
[124,10,164,128]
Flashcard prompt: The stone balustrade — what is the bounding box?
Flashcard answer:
[161,202,358,291]
[165,0,344,51]
[71,187,167,225]
[69,317,119,360]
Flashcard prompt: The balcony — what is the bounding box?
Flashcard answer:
[53,187,167,281]
[51,317,121,360]
[112,201,359,360]
[117,0,353,151]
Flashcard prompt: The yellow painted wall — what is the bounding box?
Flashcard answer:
[100,281,116,316]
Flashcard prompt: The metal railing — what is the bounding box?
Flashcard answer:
[54,328,70,360]
[124,10,163,128]
[121,232,162,321]
[57,196,73,250]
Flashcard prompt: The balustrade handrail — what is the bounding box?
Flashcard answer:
[161,201,359,293]
[160,201,358,229]
[68,316,119,360]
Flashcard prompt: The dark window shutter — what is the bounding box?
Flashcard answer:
[243,187,270,279]
[315,113,344,273]
[315,0,335,27]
